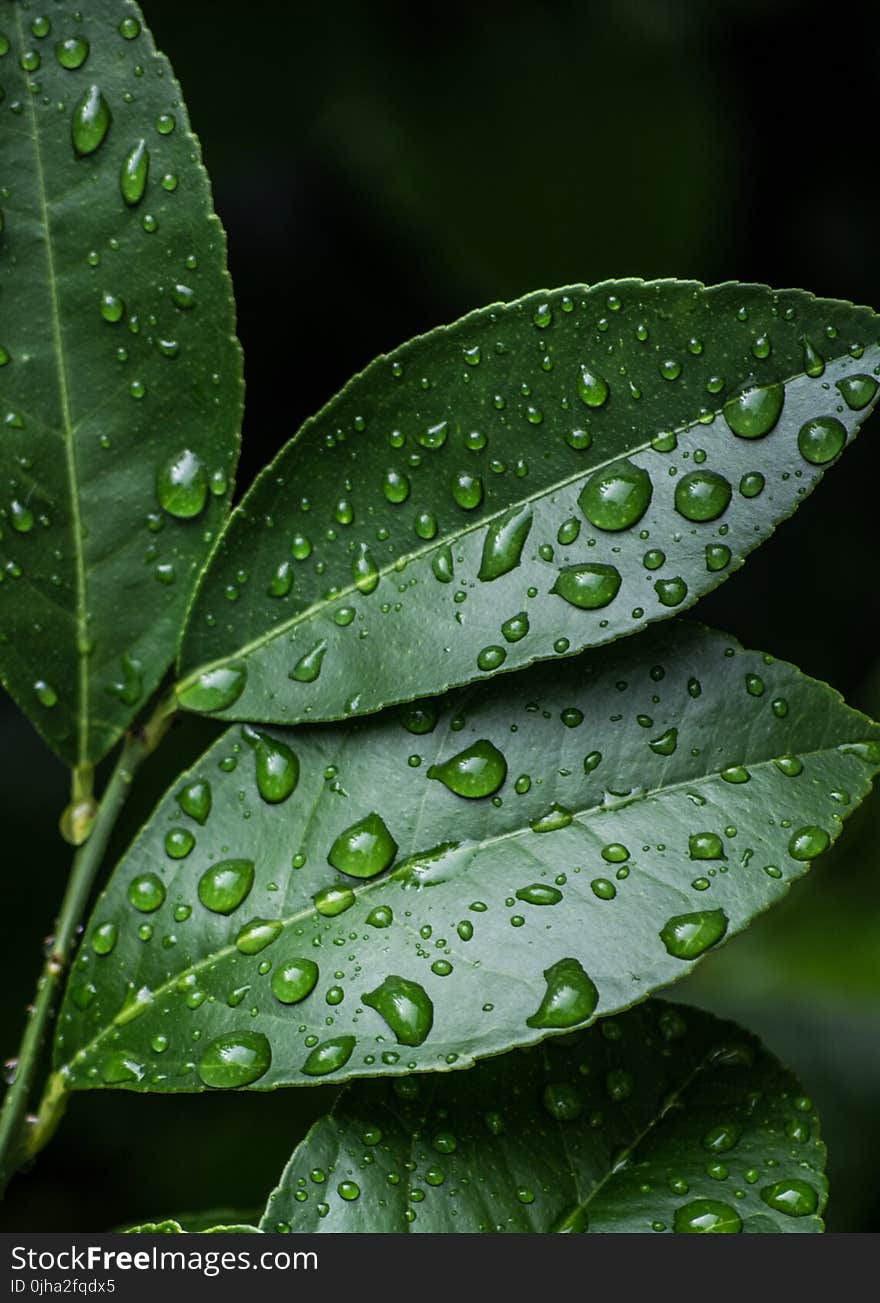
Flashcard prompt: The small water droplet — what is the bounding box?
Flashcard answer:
[428,739,507,798]
[328,813,397,878]
[526,957,598,1029]
[198,1031,271,1088]
[363,975,434,1046]
[660,909,728,959]
[197,859,255,914]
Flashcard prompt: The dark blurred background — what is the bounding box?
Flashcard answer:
[3,0,879,1232]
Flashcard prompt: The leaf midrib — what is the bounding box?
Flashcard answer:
[178,353,837,689]
[60,736,865,1077]
[18,8,90,768]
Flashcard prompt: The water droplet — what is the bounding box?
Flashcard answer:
[178,663,247,712]
[649,727,678,756]
[289,640,327,683]
[164,827,194,859]
[254,735,299,803]
[352,543,380,594]
[71,84,112,156]
[157,449,208,519]
[363,975,434,1046]
[328,813,397,878]
[739,472,765,498]
[313,885,355,917]
[797,416,846,465]
[577,365,609,408]
[689,832,725,861]
[176,780,212,824]
[801,337,824,378]
[501,611,530,642]
[302,1035,356,1077]
[660,909,728,959]
[56,36,89,69]
[787,826,830,860]
[476,645,506,672]
[120,139,149,206]
[552,564,621,610]
[197,1031,271,1088]
[723,381,784,439]
[542,1083,583,1121]
[836,374,878,410]
[197,859,255,914]
[428,739,507,798]
[530,804,573,833]
[516,883,563,906]
[91,922,117,956]
[452,471,483,510]
[119,16,141,39]
[128,873,165,913]
[721,765,750,783]
[269,560,293,597]
[478,505,532,581]
[579,459,652,532]
[673,1199,742,1233]
[172,283,195,309]
[760,1180,818,1217]
[674,470,732,522]
[382,468,410,503]
[236,917,282,955]
[366,905,393,929]
[654,577,688,607]
[526,958,598,1029]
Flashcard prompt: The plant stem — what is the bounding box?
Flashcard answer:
[0,696,175,1198]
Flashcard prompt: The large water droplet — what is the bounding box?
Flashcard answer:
[197,1031,271,1088]
[579,459,652,531]
[120,138,149,205]
[127,873,165,913]
[577,365,609,408]
[197,858,255,914]
[178,663,247,713]
[428,739,507,798]
[176,780,212,824]
[660,909,728,959]
[363,975,434,1046]
[797,417,846,465]
[328,813,397,879]
[157,449,208,519]
[302,1035,356,1077]
[526,957,598,1029]
[254,734,299,803]
[516,883,563,906]
[452,471,483,510]
[787,825,830,860]
[723,381,784,438]
[674,470,732,522]
[56,36,90,69]
[271,958,319,1005]
[551,564,621,609]
[760,1180,818,1217]
[236,917,282,954]
[673,1199,742,1233]
[836,374,878,411]
[71,85,111,156]
[289,640,326,683]
[352,543,379,594]
[478,505,533,581]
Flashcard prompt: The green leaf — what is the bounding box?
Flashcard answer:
[0,0,242,766]
[54,622,880,1090]
[176,279,878,727]
[123,1217,259,1234]
[259,1000,826,1233]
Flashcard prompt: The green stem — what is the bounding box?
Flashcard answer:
[0,696,175,1197]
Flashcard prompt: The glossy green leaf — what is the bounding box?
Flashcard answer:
[259,1001,827,1233]
[123,1218,258,1234]
[177,279,878,727]
[0,0,242,766]
[54,622,880,1090]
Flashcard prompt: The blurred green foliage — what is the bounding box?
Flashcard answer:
[2,0,878,1231]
